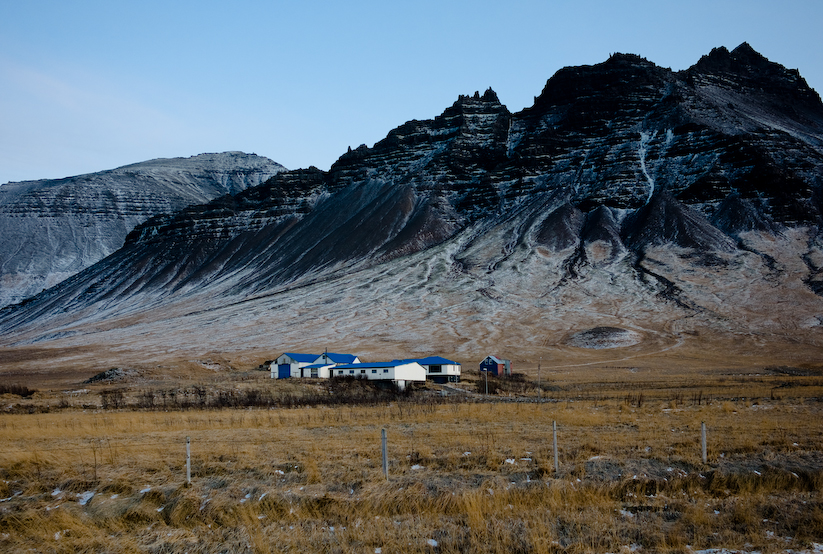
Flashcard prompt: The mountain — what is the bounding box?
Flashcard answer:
[2,44,823,378]
[0,152,286,307]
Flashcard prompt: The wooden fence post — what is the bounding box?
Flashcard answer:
[701,422,707,464]
[381,429,389,480]
[553,420,559,473]
[92,440,98,482]
[186,436,191,485]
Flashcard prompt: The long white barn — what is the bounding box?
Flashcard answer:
[331,361,426,391]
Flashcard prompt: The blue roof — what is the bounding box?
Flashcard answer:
[303,363,333,369]
[334,361,412,370]
[396,356,459,366]
[283,353,318,363]
[321,353,359,364]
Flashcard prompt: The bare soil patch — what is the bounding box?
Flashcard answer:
[565,326,644,349]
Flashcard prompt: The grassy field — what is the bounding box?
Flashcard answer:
[1,365,822,553]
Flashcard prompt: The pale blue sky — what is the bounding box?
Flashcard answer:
[2,0,821,185]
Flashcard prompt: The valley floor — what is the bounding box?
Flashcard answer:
[1,368,822,553]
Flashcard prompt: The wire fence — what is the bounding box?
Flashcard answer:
[2,420,813,466]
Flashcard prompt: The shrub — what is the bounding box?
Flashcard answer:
[0,384,36,397]
[99,389,125,409]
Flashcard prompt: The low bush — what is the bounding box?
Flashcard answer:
[0,384,36,397]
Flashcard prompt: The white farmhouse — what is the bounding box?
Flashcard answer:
[272,352,361,379]
[313,353,361,366]
[302,353,362,378]
[398,356,461,383]
[331,361,426,391]
[272,353,318,379]
[300,363,337,379]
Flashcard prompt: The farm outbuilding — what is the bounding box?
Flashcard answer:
[272,353,318,379]
[313,353,361,367]
[272,352,362,379]
[479,355,511,377]
[331,361,426,391]
[301,363,336,379]
[398,356,461,383]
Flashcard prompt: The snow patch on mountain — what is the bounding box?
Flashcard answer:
[638,131,656,203]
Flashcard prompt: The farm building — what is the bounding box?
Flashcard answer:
[272,352,362,379]
[272,353,318,379]
[479,355,511,377]
[314,352,361,366]
[330,361,426,391]
[397,356,461,383]
[300,363,335,379]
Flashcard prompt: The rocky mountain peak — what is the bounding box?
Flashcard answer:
[689,42,770,76]
[528,52,669,113]
[445,88,508,117]
[605,52,656,66]
[330,87,510,189]
[455,87,502,105]
[730,41,766,61]
[686,42,822,109]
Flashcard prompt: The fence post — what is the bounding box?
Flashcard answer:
[381,429,389,480]
[701,422,707,464]
[186,436,191,485]
[552,420,559,473]
[92,440,98,482]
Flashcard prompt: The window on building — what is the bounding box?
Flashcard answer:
[371,369,377,374]
[429,365,442,373]
[383,369,389,373]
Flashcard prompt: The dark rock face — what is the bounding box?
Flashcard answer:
[686,43,822,117]
[534,203,585,252]
[581,206,624,248]
[711,193,782,236]
[622,192,737,252]
[3,44,823,337]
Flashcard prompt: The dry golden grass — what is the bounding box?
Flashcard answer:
[1,378,822,553]
[1,356,822,552]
